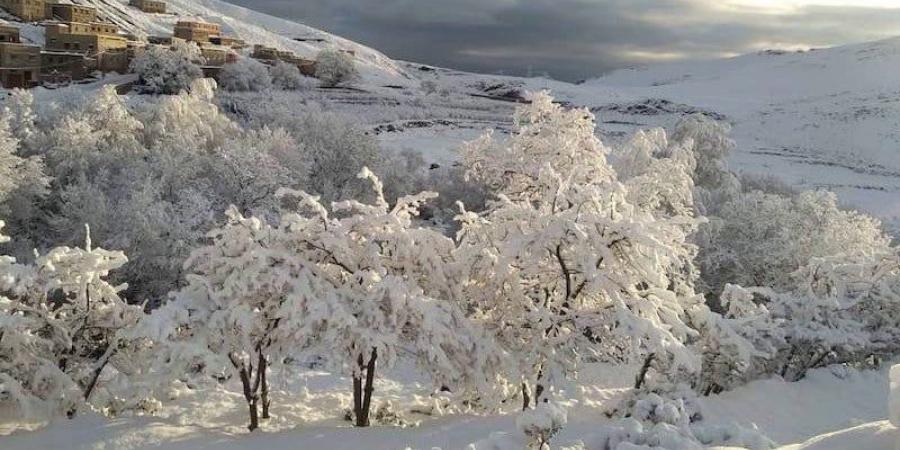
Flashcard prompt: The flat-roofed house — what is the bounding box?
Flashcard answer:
[209,35,245,49]
[0,41,40,87]
[44,2,97,23]
[173,20,220,43]
[129,0,165,14]
[41,49,94,81]
[0,24,21,43]
[44,22,129,72]
[0,0,45,22]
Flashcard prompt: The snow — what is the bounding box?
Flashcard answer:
[891,365,900,427]
[0,364,893,450]
[775,421,897,450]
[0,1,898,449]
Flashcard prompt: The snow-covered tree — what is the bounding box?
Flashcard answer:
[457,93,705,408]
[670,114,740,213]
[171,206,327,430]
[697,190,890,298]
[218,57,273,92]
[280,108,382,204]
[130,42,204,95]
[270,60,314,90]
[276,169,501,426]
[315,49,360,87]
[205,127,294,216]
[0,111,47,207]
[0,224,142,418]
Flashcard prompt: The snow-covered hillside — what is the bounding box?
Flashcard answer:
[576,39,900,224]
[3,0,408,85]
[345,36,900,227]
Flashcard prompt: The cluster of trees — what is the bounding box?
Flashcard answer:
[130,43,357,95]
[1,85,898,436]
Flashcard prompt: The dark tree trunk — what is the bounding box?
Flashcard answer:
[238,363,259,431]
[521,382,531,411]
[780,346,797,379]
[353,348,378,427]
[635,353,655,390]
[232,352,265,432]
[259,351,270,419]
[353,353,363,425]
[83,355,111,402]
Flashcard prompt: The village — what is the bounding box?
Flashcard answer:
[0,0,325,88]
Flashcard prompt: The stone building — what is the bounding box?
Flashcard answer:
[209,35,245,49]
[44,2,97,23]
[44,22,129,72]
[173,20,220,43]
[0,40,40,87]
[41,49,94,81]
[0,0,45,22]
[0,24,21,43]
[251,44,316,76]
[129,0,165,14]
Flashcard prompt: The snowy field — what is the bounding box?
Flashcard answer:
[1,364,895,450]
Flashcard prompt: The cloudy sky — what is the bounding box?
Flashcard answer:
[226,0,900,81]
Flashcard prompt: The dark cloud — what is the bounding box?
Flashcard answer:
[224,0,900,81]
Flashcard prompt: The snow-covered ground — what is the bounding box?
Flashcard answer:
[1,364,895,450]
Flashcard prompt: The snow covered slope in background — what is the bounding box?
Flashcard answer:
[4,0,408,84]
[578,38,900,223]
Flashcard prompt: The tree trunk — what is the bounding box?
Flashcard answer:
[353,353,363,425]
[258,351,270,419]
[353,348,378,427]
[780,346,797,379]
[635,353,655,390]
[534,365,545,405]
[521,382,531,411]
[83,356,111,401]
[237,361,259,432]
[361,348,377,427]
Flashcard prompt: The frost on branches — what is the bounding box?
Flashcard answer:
[218,57,273,92]
[167,168,500,430]
[315,49,360,87]
[457,92,705,409]
[130,41,204,95]
[0,223,142,419]
[276,169,501,426]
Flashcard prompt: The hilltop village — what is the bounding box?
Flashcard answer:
[0,0,330,88]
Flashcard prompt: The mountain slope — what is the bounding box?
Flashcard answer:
[8,0,409,85]
[576,37,900,223]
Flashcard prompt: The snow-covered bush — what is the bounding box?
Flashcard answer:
[158,168,499,430]
[0,223,143,419]
[168,206,323,431]
[130,42,204,95]
[600,385,775,450]
[420,79,438,95]
[315,49,360,87]
[0,108,48,230]
[266,107,383,204]
[517,402,568,449]
[10,79,310,305]
[457,93,705,408]
[697,190,891,298]
[275,169,501,426]
[270,60,315,90]
[218,57,273,92]
[670,114,740,212]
